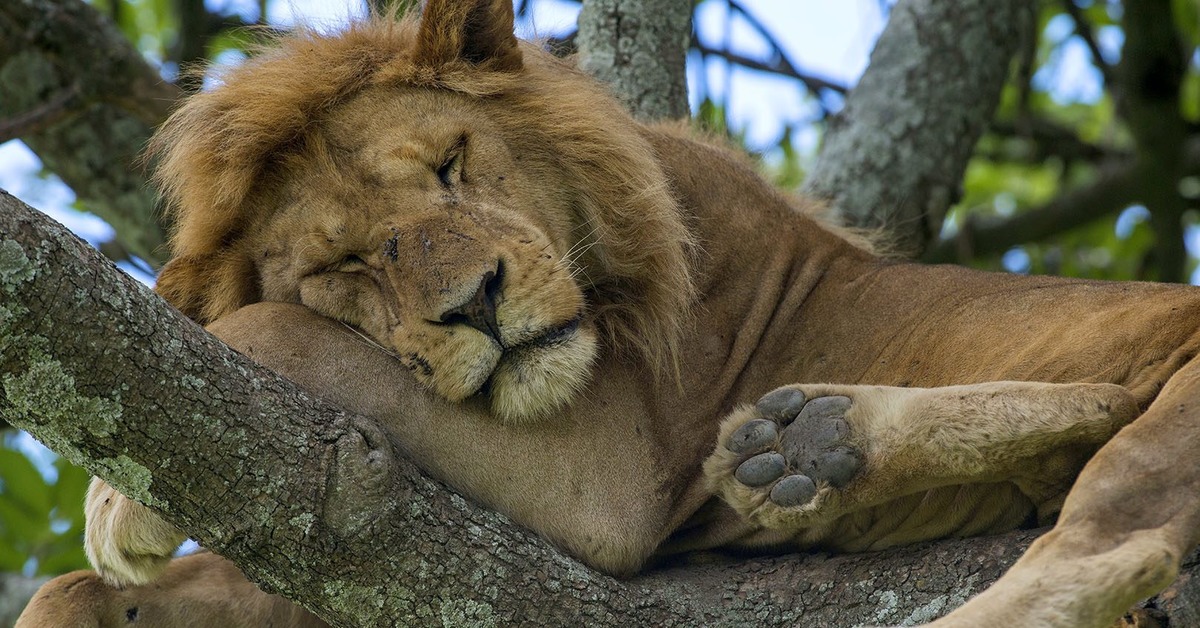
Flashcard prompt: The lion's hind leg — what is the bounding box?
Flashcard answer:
[704,381,1138,538]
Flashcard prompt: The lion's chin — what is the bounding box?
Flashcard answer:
[487,324,599,424]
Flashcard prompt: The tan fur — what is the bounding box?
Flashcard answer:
[24,1,1200,626]
[83,479,187,588]
[16,552,324,628]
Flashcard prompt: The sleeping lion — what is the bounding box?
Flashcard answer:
[18,0,1200,626]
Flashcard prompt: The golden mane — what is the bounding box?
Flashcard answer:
[149,17,696,377]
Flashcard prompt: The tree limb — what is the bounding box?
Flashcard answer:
[1118,0,1191,283]
[576,0,691,121]
[0,82,80,143]
[692,43,847,97]
[0,0,182,268]
[0,573,47,627]
[803,0,1035,256]
[987,117,1127,164]
[923,159,1140,264]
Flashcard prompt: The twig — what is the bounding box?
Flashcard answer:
[720,0,848,97]
[693,43,847,96]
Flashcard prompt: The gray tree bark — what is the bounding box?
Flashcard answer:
[0,0,181,268]
[576,0,691,121]
[803,0,1035,256]
[3,189,1200,626]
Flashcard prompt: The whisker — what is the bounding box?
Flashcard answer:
[339,322,401,360]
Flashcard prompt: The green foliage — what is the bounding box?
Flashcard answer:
[0,438,89,576]
[945,0,1199,282]
[90,0,178,63]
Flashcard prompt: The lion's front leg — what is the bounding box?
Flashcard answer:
[704,381,1137,536]
[84,477,187,587]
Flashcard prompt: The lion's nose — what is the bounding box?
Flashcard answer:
[439,264,504,346]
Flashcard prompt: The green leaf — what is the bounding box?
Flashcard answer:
[36,542,89,576]
[51,458,90,531]
[0,498,49,548]
[0,448,51,517]
[0,538,24,572]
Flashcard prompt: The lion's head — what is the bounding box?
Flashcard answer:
[148,0,695,422]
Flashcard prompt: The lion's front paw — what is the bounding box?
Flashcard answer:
[705,387,864,529]
[84,478,187,588]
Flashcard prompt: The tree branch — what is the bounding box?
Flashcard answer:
[701,0,849,101]
[577,0,691,121]
[803,0,1035,256]
[1118,0,1191,283]
[987,116,1127,164]
[0,82,81,144]
[0,0,182,268]
[692,42,847,97]
[0,573,47,627]
[923,159,1141,263]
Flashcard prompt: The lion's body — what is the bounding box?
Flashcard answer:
[19,2,1200,627]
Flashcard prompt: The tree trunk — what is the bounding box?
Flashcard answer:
[576,0,691,121]
[803,0,1035,256]
[3,190,1200,625]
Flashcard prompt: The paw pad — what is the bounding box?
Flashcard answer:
[735,452,785,486]
[728,419,778,454]
[727,389,863,509]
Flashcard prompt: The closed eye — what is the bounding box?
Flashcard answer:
[436,134,468,187]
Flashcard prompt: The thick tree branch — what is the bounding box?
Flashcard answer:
[7,190,1200,625]
[803,0,1035,256]
[1119,0,1190,283]
[577,0,691,121]
[0,81,80,143]
[0,0,182,267]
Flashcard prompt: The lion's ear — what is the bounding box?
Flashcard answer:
[155,252,260,326]
[415,0,522,72]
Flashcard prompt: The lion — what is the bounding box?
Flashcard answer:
[17,0,1200,626]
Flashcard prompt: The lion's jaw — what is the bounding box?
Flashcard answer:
[252,88,600,423]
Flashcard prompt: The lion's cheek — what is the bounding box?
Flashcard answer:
[390,327,501,402]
